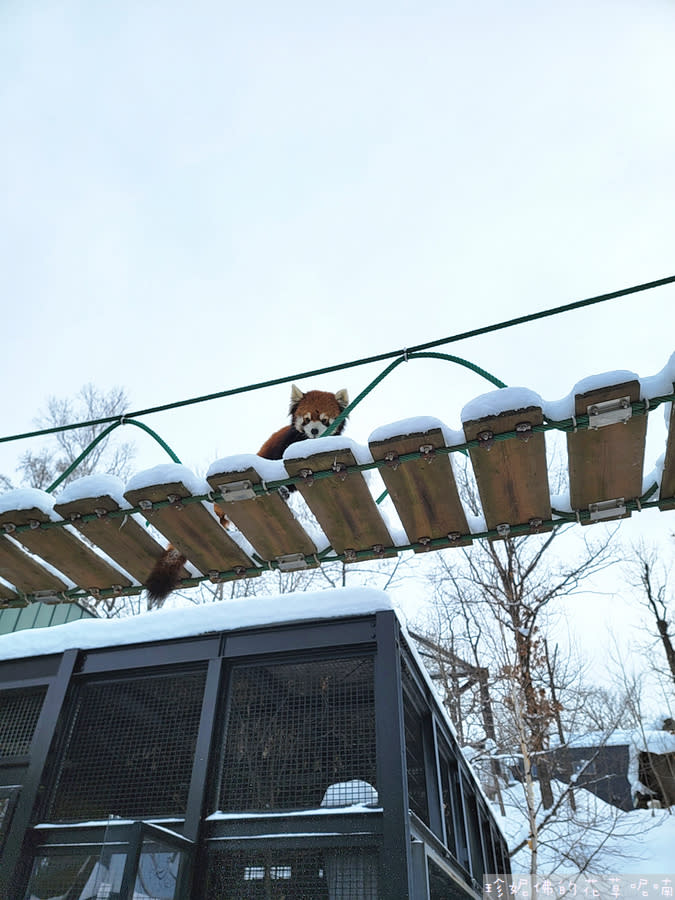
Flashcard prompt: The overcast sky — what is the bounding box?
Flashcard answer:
[2,0,675,689]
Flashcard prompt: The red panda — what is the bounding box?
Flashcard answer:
[144,385,349,604]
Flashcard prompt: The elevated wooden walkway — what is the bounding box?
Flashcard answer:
[1,373,673,607]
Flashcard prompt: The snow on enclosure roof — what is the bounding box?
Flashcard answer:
[0,587,393,662]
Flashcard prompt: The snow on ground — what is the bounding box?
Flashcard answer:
[494,780,675,875]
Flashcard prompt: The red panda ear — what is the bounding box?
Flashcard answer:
[335,389,349,410]
[289,383,304,415]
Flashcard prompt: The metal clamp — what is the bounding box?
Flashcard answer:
[276,553,309,572]
[219,480,257,502]
[587,396,632,429]
[588,498,626,521]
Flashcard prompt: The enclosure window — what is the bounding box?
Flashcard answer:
[439,753,458,859]
[0,688,46,757]
[461,779,484,881]
[44,668,206,821]
[218,656,376,812]
[403,694,429,826]
[428,858,468,900]
[206,848,378,899]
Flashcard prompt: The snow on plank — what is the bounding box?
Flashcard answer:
[0,536,67,598]
[567,379,646,523]
[462,389,551,537]
[283,438,396,561]
[206,455,318,567]
[368,418,471,550]
[53,490,172,588]
[0,503,131,593]
[124,465,256,580]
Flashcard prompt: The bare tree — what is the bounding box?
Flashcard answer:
[623,541,675,692]
[12,383,134,490]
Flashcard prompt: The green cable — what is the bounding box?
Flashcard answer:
[324,350,507,437]
[1,274,672,447]
[45,419,182,494]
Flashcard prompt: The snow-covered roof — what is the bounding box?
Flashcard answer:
[0,587,393,662]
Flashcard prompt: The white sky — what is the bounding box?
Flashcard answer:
[2,1,675,694]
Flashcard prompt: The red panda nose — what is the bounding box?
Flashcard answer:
[310,427,319,436]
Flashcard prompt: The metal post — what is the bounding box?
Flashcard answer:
[0,648,78,899]
[183,656,223,842]
[374,610,414,899]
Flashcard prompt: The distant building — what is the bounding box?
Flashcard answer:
[0,600,95,636]
[0,588,510,899]
[548,729,675,811]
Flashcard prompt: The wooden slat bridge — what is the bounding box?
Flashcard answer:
[1,375,674,608]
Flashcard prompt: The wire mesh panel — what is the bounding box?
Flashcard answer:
[44,668,206,821]
[218,656,376,812]
[0,688,46,757]
[205,848,379,899]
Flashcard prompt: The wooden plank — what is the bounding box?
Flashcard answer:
[463,405,552,536]
[124,480,257,578]
[206,465,317,564]
[369,426,471,549]
[284,446,396,560]
[53,493,176,586]
[659,392,675,510]
[0,509,128,592]
[0,536,64,596]
[567,380,646,523]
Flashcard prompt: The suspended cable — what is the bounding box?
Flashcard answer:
[1,274,672,448]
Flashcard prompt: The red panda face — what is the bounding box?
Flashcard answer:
[289,386,349,438]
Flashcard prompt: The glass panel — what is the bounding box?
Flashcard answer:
[24,851,126,900]
[134,838,183,900]
[403,696,429,825]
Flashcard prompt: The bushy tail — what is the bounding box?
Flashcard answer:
[145,545,186,607]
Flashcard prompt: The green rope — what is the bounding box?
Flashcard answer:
[3,480,668,609]
[1,274,672,448]
[4,390,671,540]
[324,350,507,438]
[45,419,182,494]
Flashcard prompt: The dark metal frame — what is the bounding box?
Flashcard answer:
[0,608,510,899]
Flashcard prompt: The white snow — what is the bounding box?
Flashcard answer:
[282,435,374,467]
[0,586,392,661]
[0,487,58,518]
[206,453,287,484]
[321,780,379,808]
[494,780,675,875]
[461,387,544,423]
[125,463,211,497]
[55,474,130,507]
[368,415,465,448]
